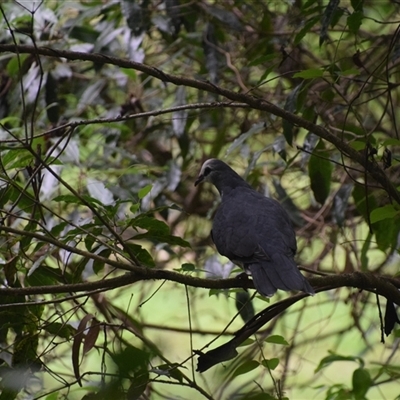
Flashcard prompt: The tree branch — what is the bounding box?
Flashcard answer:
[1,270,400,308]
[196,274,400,372]
[0,44,398,203]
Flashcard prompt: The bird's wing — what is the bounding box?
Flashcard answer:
[211,188,286,262]
[211,188,314,296]
[211,190,259,263]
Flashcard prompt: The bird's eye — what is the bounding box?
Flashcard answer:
[204,167,211,176]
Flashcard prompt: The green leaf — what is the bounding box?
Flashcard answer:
[360,231,372,271]
[262,358,279,370]
[209,288,226,296]
[352,368,372,400]
[26,267,59,286]
[111,345,151,376]
[20,220,38,250]
[125,243,155,267]
[350,140,367,151]
[237,338,256,347]
[6,54,30,77]
[50,221,69,237]
[131,214,190,247]
[138,184,152,199]
[130,203,140,214]
[181,263,195,271]
[43,322,75,340]
[132,215,170,236]
[70,25,100,43]
[347,10,363,35]
[294,16,320,45]
[7,185,37,217]
[248,53,276,67]
[84,227,103,251]
[341,68,360,76]
[382,138,400,146]
[232,360,260,377]
[13,333,40,369]
[315,353,364,373]
[370,204,399,224]
[293,68,324,79]
[308,140,333,204]
[121,67,137,80]
[93,248,112,274]
[44,392,60,400]
[265,335,289,345]
[1,149,33,168]
[374,214,400,252]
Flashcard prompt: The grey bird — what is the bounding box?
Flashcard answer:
[195,159,314,297]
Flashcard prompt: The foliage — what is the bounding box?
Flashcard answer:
[0,1,399,399]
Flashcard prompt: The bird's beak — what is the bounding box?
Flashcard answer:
[194,174,204,186]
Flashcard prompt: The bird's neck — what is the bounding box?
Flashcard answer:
[216,176,251,198]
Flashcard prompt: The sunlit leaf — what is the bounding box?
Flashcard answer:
[181,263,195,271]
[232,360,260,377]
[265,335,289,346]
[138,184,152,199]
[262,358,279,370]
[370,205,399,224]
[293,68,324,79]
[315,353,364,373]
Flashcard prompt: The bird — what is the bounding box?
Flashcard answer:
[195,159,314,297]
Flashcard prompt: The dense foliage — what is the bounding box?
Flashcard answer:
[0,1,400,399]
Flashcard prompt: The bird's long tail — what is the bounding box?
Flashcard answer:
[248,254,314,297]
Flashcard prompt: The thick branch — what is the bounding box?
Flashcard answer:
[1,271,400,306]
[0,44,398,203]
[196,273,400,372]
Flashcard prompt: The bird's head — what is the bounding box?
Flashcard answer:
[194,158,222,187]
[194,159,249,195]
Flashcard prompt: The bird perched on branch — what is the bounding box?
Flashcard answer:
[195,159,314,297]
